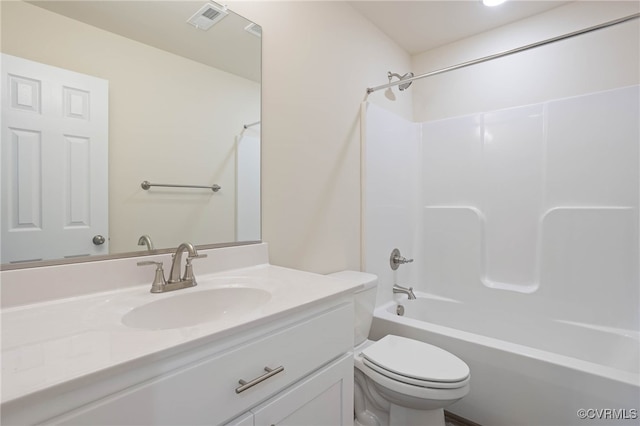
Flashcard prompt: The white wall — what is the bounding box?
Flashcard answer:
[412,1,640,121]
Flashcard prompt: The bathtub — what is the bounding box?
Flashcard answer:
[370,295,640,426]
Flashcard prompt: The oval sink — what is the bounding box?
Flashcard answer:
[122,287,271,330]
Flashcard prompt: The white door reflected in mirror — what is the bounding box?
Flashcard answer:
[1,54,109,264]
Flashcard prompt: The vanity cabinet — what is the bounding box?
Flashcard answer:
[5,300,354,426]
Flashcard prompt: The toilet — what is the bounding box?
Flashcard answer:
[328,271,470,426]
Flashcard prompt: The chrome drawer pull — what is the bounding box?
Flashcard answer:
[235,366,284,394]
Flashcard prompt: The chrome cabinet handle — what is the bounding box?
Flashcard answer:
[235,366,284,394]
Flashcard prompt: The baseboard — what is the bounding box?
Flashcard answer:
[445,410,483,426]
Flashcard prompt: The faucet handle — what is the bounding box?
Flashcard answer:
[137,260,162,267]
[189,253,208,260]
[183,253,207,283]
[182,254,202,285]
[390,248,414,270]
[137,261,167,293]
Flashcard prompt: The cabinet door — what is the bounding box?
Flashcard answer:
[252,354,354,426]
[225,412,254,426]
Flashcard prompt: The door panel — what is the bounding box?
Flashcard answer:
[1,54,109,263]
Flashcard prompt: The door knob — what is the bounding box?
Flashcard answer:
[92,235,106,245]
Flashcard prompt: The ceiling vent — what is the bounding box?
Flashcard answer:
[244,23,262,38]
[187,3,228,31]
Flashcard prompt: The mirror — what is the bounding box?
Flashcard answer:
[1,1,261,268]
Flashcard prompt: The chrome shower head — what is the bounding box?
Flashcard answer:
[398,72,414,90]
[387,71,414,91]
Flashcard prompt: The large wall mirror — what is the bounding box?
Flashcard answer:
[1,1,261,269]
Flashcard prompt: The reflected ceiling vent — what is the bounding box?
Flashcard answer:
[244,23,262,38]
[187,2,228,31]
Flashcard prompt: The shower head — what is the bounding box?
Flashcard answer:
[398,72,414,90]
[388,71,414,91]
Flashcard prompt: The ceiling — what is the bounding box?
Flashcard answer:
[348,1,573,54]
[26,1,573,79]
[27,1,261,82]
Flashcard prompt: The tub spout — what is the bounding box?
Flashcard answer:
[392,284,416,300]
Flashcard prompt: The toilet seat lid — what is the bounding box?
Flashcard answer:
[361,335,470,384]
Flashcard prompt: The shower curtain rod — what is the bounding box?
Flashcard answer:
[366,13,640,94]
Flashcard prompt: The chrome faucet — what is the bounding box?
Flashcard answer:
[168,242,206,284]
[137,234,154,251]
[393,284,416,300]
[137,242,207,293]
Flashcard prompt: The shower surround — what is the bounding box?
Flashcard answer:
[362,85,639,425]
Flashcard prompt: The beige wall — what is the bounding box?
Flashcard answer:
[229,1,413,272]
[2,1,260,253]
[411,1,640,122]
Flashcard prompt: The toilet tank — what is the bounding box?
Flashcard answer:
[327,271,378,346]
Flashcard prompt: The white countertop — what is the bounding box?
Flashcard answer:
[1,263,361,404]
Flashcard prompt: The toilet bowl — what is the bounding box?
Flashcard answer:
[354,336,470,426]
[328,271,470,426]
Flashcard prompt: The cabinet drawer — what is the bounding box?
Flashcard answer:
[50,303,353,425]
[226,353,354,426]
[252,353,354,426]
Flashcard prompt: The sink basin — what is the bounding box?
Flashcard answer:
[122,287,271,330]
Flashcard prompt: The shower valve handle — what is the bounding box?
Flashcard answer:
[390,248,413,270]
[394,255,413,264]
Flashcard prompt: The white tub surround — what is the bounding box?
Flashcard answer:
[1,243,362,425]
[363,84,639,426]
